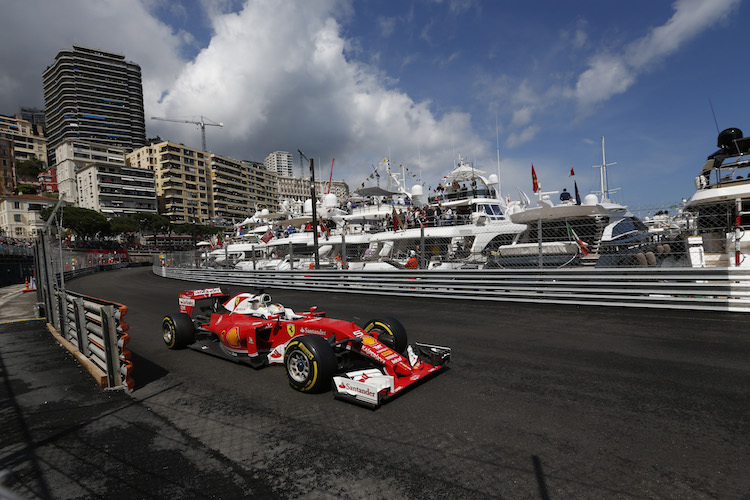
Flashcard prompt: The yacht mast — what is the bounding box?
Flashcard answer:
[595,136,616,203]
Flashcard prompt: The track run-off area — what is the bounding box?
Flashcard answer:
[67,266,750,498]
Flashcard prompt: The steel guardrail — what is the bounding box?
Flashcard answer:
[153,263,750,313]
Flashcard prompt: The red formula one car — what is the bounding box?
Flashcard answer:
[161,287,451,407]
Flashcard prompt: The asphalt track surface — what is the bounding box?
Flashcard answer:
[25,267,750,497]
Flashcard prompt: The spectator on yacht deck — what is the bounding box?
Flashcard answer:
[405,250,418,269]
[560,189,572,202]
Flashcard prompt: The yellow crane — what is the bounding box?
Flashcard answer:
[151,115,223,151]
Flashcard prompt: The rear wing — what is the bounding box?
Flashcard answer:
[178,287,229,316]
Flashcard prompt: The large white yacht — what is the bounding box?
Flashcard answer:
[685,127,750,267]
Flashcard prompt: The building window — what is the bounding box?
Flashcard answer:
[13,202,20,209]
[14,214,21,222]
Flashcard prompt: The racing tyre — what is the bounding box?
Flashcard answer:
[363,316,408,354]
[284,335,337,393]
[162,313,195,349]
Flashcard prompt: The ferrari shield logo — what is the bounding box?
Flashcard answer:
[287,324,296,337]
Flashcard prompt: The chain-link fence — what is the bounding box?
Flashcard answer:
[193,199,750,270]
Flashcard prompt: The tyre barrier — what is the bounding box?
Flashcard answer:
[58,290,134,391]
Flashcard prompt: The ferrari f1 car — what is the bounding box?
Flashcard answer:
[162,287,451,407]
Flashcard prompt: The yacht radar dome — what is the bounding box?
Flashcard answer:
[717,128,743,150]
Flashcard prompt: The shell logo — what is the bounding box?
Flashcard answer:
[362,336,376,345]
[225,327,241,347]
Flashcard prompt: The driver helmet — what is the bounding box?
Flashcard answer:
[268,303,285,316]
[410,250,416,256]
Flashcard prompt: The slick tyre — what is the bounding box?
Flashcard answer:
[363,316,408,354]
[162,313,195,349]
[284,335,337,393]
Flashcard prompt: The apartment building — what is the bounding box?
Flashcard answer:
[127,141,210,224]
[0,194,58,240]
[264,151,295,177]
[76,162,156,216]
[43,46,146,158]
[209,155,278,220]
[277,176,349,203]
[0,134,15,197]
[0,114,47,164]
[54,140,129,204]
[127,141,279,224]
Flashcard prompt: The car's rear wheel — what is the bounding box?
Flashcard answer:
[363,316,408,354]
[284,335,336,393]
[162,313,195,349]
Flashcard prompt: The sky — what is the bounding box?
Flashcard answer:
[0,0,747,213]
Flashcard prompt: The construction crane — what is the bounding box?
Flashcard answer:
[151,115,223,151]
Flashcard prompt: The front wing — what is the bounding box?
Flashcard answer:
[332,342,451,408]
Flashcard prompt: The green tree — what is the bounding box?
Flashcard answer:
[15,184,38,194]
[46,206,109,241]
[173,223,219,246]
[15,158,45,180]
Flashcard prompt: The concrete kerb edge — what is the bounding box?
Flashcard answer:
[46,322,108,388]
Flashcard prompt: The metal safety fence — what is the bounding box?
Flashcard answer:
[34,232,134,391]
[196,199,750,272]
[153,262,750,313]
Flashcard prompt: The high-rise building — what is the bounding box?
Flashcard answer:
[264,151,295,177]
[42,46,146,157]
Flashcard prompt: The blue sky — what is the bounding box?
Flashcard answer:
[0,0,746,213]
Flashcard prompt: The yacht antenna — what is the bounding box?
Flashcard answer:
[709,99,720,134]
[496,113,502,200]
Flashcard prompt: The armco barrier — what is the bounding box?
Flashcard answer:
[154,263,750,313]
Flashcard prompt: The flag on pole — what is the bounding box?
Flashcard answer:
[567,222,590,255]
[531,164,539,193]
[260,229,273,244]
[569,167,575,177]
[574,181,582,205]
[216,233,223,247]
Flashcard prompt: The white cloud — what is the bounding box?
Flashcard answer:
[378,16,397,38]
[505,125,540,149]
[152,0,486,187]
[574,0,740,109]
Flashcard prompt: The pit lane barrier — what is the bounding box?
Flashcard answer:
[33,234,135,391]
[154,259,750,313]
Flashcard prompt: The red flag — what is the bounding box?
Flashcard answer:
[569,167,575,177]
[260,229,273,243]
[531,164,539,193]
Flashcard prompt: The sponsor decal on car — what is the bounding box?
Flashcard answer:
[337,380,378,403]
[287,324,296,337]
[179,297,195,307]
[192,287,223,297]
[300,327,326,335]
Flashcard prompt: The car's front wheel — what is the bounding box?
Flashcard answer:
[284,335,336,393]
[363,316,408,354]
[162,313,195,349]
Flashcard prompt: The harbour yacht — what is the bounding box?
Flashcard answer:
[685,127,750,267]
[347,156,526,269]
[490,138,683,268]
